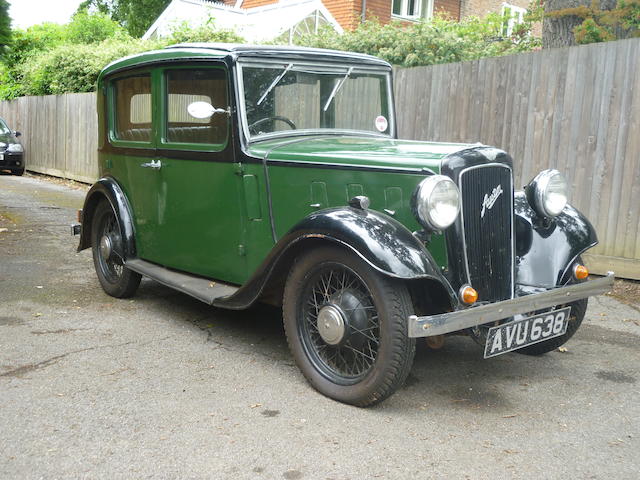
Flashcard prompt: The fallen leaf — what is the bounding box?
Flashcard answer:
[0,228,8,233]
[558,347,568,352]
[249,403,262,408]
[36,286,43,289]
[33,313,42,317]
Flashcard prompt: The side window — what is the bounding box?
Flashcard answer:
[165,68,228,146]
[112,74,152,143]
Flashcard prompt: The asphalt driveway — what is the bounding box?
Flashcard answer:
[1,173,639,479]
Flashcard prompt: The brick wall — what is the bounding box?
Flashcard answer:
[324,0,361,30]
[460,0,527,19]
[363,0,392,23]
[434,0,461,20]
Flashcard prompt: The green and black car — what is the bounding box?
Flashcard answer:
[74,44,614,406]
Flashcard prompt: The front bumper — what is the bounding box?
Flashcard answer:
[408,272,615,337]
[0,152,24,171]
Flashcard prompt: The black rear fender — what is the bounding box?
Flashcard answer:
[77,177,136,259]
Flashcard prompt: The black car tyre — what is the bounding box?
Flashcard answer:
[283,246,416,407]
[515,297,587,356]
[91,200,141,298]
[13,167,25,176]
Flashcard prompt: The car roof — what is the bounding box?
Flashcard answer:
[99,43,391,79]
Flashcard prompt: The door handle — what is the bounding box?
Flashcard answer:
[140,159,162,170]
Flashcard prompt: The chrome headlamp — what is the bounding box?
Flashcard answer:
[525,169,568,218]
[412,175,460,231]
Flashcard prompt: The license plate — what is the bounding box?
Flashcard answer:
[484,307,571,358]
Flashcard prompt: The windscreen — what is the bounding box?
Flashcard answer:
[241,63,392,139]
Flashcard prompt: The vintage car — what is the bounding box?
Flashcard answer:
[73,44,614,407]
[0,116,25,175]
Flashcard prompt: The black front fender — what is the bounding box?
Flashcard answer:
[77,177,136,259]
[515,192,598,287]
[217,207,456,309]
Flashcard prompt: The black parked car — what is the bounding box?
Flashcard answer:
[0,117,24,175]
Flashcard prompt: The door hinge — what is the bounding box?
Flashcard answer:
[234,162,245,176]
[238,244,246,256]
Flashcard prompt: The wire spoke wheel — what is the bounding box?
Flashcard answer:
[283,246,416,407]
[97,212,125,282]
[300,264,380,384]
[91,201,141,298]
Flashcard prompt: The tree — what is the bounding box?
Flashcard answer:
[77,0,171,37]
[542,0,639,47]
[0,0,11,52]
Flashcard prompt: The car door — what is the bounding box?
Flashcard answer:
[107,70,162,259]
[146,64,247,285]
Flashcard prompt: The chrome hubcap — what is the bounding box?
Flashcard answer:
[99,235,113,260]
[317,305,346,345]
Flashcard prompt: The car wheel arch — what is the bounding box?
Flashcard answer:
[77,178,136,259]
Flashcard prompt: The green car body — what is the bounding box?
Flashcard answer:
[76,44,613,406]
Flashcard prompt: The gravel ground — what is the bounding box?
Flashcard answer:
[1,173,639,480]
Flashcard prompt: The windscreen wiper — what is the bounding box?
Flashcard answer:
[257,63,293,106]
[323,67,353,112]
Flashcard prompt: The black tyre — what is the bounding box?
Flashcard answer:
[13,168,25,176]
[91,200,141,298]
[515,297,587,355]
[283,246,416,407]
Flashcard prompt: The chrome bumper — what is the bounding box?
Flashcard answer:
[408,272,615,338]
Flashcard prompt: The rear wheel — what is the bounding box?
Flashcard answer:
[13,168,24,176]
[283,246,415,407]
[91,200,141,298]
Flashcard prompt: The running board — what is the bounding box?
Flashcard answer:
[125,259,239,305]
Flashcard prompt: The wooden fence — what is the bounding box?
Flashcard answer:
[394,38,640,279]
[0,38,638,278]
[0,93,98,183]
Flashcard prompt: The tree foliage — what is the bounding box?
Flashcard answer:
[0,0,11,52]
[78,0,171,37]
[544,0,640,46]
[0,10,247,99]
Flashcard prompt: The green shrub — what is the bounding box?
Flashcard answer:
[292,15,540,67]
[166,16,245,44]
[65,11,128,44]
[18,38,163,96]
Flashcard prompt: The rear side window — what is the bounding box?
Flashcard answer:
[112,74,152,143]
[165,69,228,146]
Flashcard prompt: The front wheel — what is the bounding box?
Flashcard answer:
[91,200,141,298]
[283,246,416,407]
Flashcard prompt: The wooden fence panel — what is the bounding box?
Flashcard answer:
[394,38,640,278]
[0,93,98,183]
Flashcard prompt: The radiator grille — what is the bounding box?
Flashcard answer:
[460,165,513,302]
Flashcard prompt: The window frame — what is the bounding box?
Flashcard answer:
[236,59,396,145]
[501,2,527,36]
[107,70,155,149]
[391,0,433,21]
[158,64,230,153]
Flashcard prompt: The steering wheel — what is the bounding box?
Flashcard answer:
[248,115,297,135]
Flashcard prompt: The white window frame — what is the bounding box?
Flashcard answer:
[501,3,527,36]
[391,0,434,21]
